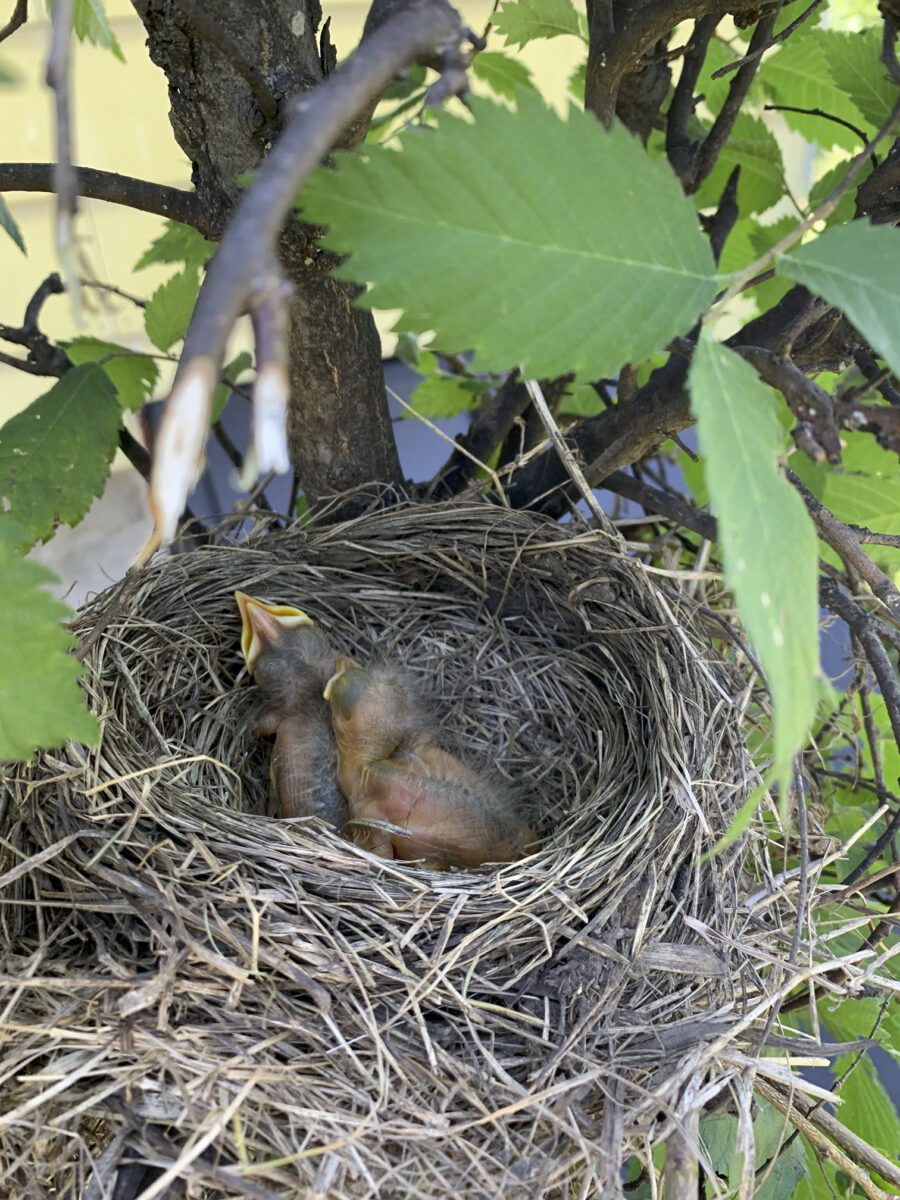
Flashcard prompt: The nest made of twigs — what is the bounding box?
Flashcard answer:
[1,500,759,1199]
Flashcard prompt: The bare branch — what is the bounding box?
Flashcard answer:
[737,346,841,464]
[665,13,719,184]
[600,470,717,540]
[147,0,470,548]
[881,7,900,86]
[764,103,870,146]
[711,0,823,78]
[247,258,291,478]
[691,8,781,192]
[790,470,900,622]
[45,0,79,306]
[0,0,26,45]
[821,580,900,750]
[0,162,207,231]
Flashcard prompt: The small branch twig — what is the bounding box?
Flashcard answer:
[45,0,79,309]
[821,580,900,749]
[175,0,279,122]
[764,103,870,147]
[711,0,823,78]
[756,1077,900,1197]
[0,272,69,376]
[0,163,206,231]
[0,0,26,45]
[146,0,471,550]
[600,470,717,541]
[790,471,900,622]
[882,10,900,87]
[523,378,615,533]
[714,95,900,311]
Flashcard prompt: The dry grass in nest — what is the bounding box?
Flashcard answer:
[2,500,763,1198]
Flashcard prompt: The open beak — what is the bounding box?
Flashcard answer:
[235,591,313,673]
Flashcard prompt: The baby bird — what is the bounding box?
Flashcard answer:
[323,662,534,869]
[235,592,348,830]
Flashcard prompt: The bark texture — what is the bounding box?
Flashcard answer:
[133,0,402,506]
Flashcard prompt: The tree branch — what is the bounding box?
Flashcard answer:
[0,163,207,231]
[0,0,26,45]
[738,345,841,464]
[764,103,870,147]
[174,0,279,123]
[691,8,780,192]
[789,470,900,622]
[147,0,470,546]
[665,13,718,184]
[710,0,823,78]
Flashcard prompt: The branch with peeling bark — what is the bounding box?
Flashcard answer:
[146,0,472,551]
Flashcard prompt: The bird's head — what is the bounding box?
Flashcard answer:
[323,661,422,762]
[235,591,336,710]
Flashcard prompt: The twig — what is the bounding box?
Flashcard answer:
[692,9,781,192]
[174,0,279,122]
[764,104,870,147]
[0,162,205,230]
[247,258,291,478]
[852,348,900,407]
[146,0,470,548]
[755,1076,900,1196]
[523,378,617,534]
[711,0,823,78]
[820,580,900,749]
[0,272,69,376]
[0,0,26,45]
[80,277,148,309]
[714,96,900,311]
[789,470,900,622]
[45,0,79,311]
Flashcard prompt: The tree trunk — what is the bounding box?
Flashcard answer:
[133,0,403,508]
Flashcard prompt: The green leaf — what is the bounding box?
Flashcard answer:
[0,193,25,254]
[559,382,603,416]
[688,331,819,787]
[0,364,121,545]
[0,543,98,760]
[134,220,214,272]
[821,27,896,129]
[568,59,586,104]
[762,29,868,151]
[211,351,254,423]
[832,1054,900,1165]
[694,114,785,216]
[405,373,481,419]
[73,0,125,61]
[776,223,900,380]
[493,0,586,48]
[300,93,717,381]
[63,337,159,412]
[472,51,536,102]
[700,1100,808,1200]
[143,267,199,352]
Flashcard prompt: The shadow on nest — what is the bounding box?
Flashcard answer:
[1,500,757,1199]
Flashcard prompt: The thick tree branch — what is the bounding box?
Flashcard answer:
[0,163,207,231]
[174,0,279,123]
[691,8,780,192]
[148,0,470,545]
[665,13,718,185]
[583,0,780,125]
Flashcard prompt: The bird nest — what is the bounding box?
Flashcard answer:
[1,500,760,1199]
